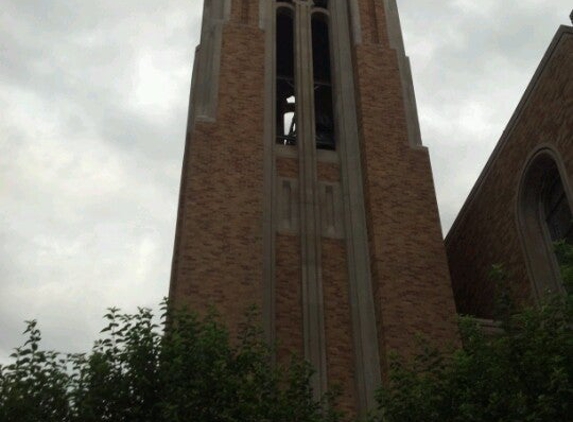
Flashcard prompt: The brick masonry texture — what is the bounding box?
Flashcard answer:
[353,0,460,361]
[275,234,304,359]
[170,20,266,334]
[322,238,356,419]
[277,157,299,179]
[317,161,341,182]
[446,33,573,318]
[171,0,461,416]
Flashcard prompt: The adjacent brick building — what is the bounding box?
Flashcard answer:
[446,25,573,318]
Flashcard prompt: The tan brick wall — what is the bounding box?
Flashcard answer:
[322,238,357,418]
[170,22,266,333]
[317,161,341,182]
[277,157,298,179]
[231,0,260,25]
[275,234,304,359]
[356,0,387,45]
[353,0,460,360]
[446,34,573,318]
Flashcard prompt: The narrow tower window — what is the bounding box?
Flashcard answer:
[312,11,335,150]
[274,0,335,150]
[276,7,296,146]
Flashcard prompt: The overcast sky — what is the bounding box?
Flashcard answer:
[0,0,571,362]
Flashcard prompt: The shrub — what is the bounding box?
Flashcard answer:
[373,244,573,422]
[0,303,340,422]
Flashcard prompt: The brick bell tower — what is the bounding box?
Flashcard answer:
[170,0,459,416]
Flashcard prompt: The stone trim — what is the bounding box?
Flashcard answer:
[259,0,267,29]
[348,0,362,45]
[294,0,329,400]
[277,177,300,234]
[330,0,382,414]
[186,46,201,133]
[275,144,340,164]
[516,145,573,300]
[275,144,299,159]
[316,149,339,163]
[193,0,231,122]
[319,182,345,239]
[383,0,422,147]
[262,2,332,386]
[262,0,381,411]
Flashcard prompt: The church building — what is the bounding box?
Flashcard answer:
[446,24,573,318]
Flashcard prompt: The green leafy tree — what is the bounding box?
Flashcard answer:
[373,243,573,422]
[0,303,341,422]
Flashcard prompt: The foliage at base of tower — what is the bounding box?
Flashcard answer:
[372,242,573,422]
[0,303,341,422]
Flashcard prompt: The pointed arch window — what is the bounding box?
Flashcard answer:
[518,149,572,297]
[275,0,336,150]
[543,172,573,244]
[312,10,335,150]
[276,5,296,146]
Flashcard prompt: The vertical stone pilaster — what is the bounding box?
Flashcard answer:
[330,0,381,413]
[348,0,363,44]
[294,0,328,400]
[262,0,277,356]
[193,0,230,121]
[383,0,422,146]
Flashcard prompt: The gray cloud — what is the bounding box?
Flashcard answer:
[1,0,571,362]
[0,0,202,362]
[399,0,571,229]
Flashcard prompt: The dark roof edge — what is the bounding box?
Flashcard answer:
[445,25,573,246]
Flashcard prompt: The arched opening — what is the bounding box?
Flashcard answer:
[274,0,335,150]
[275,6,296,146]
[543,171,573,244]
[518,148,572,298]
